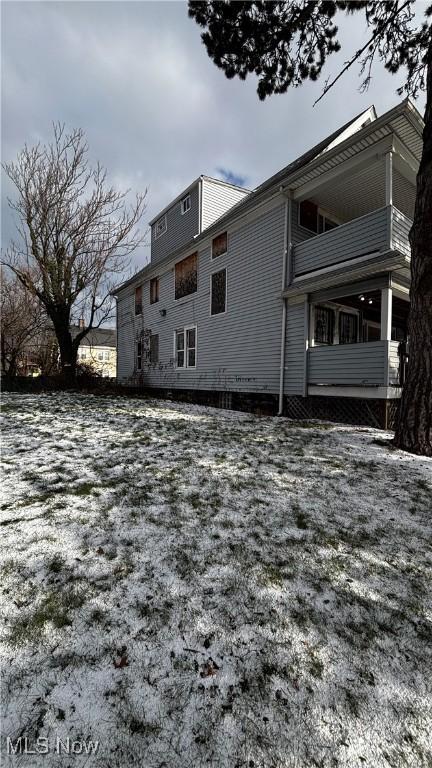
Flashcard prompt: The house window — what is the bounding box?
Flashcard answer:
[97,351,104,361]
[314,306,334,345]
[175,326,196,368]
[135,285,143,315]
[103,350,110,361]
[181,195,191,215]
[79,349,87,360]
[136,340,143,370]
[150,334,159,364]
[175,252,198,300]
[212,231,227,259]
[211,268,226,316]
[339,312,358,344]
[299,200,339,234]
[154,215,167,239]
[150,277,159,304]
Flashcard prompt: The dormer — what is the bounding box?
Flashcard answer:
[149,176,250,265]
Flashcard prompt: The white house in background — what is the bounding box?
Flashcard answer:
[113,99,422,429]
[71,325,116,378]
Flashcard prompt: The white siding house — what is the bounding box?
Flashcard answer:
[114,99,422,428]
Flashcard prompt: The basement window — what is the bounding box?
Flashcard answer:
[175,252,198,300]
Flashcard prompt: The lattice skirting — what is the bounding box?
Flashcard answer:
[284,395,400,430]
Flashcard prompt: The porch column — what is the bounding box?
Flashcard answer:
[381,286,392,341]
[385,151,393,207]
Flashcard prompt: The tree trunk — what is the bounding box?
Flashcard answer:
[51,311,77,383]
[394,52,432,456]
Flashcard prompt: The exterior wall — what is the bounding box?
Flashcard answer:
[201,179,249,230]
[78,344,116,377]
[293,206,390,277]
[150,183,200,266]
[392,207,411,257]
[117,202,286,394]
[283,297,306,395]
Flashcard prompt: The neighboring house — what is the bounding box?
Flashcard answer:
[72,325,116,378]
[113,99,422,428]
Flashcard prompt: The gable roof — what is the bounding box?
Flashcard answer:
[71,326,116,348]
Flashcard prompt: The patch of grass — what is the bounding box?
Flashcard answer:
[70,482,96,496]
[7,586,88,646]
[47,554,65,574]
[259,564,285,589]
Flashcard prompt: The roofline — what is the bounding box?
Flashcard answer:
[148,174,251,226]
[114,98,422,297]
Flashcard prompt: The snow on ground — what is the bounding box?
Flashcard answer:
[0,392,431,768]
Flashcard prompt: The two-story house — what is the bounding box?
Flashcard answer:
[114,99,422,428]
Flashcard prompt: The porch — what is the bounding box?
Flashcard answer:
[306,282,409,394]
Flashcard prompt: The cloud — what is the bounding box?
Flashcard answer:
[215,168,249,188]
[1,1,426,275]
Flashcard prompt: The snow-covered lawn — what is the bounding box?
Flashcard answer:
[1,392,431,768]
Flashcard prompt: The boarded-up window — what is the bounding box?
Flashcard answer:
[136,340,143,370]
[175,253,197,300]
[135,285,143,315]
[211,268,226,316]
[314,306,334,345]
[339,312,358,344]
[212,232,227,259]
[150,277,159,304]
[150,334,159,364]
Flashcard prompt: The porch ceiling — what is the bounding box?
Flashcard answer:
[308,158,415,222]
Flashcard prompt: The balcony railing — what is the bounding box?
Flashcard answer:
[308,340,402,388]
[293,206,412,278]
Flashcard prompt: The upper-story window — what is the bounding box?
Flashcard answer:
[175,252,198,300]
[299,200,339,234]
[154,214,167,239]
[314,305,334,345]
[212,231,227,259]
[210,268,227,316]
[135,285,143,315]
[181,195,191,215]
[150,277,159,304]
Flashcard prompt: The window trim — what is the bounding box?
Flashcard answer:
[173,325,197,370]
[211,231,228,260]
[136,339,143,371]
[154,214,167,240]
[180,194,191,215]
[174,252,198,302]
[210,266,227,317]
[150,276,159,305]
[149,333,159,365]
[134,284,143,316]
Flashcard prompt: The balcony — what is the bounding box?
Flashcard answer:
[308,340,402,388]
[293,206,412,279]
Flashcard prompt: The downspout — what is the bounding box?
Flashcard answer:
[278,190,292,415]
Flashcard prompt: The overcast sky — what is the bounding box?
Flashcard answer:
[1,0,427,272]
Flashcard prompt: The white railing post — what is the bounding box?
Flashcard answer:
[385,151,393,207]
[381,286,392,341]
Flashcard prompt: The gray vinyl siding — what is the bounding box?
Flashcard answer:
[307,341,388,386]
[392,207,411,257]
[150,183,200,266]
[201,179,249,231]
[116,288,136,379]
[284,298,306,395]
[293,206,390,277]
[117,202,286,394]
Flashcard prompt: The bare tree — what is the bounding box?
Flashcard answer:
[2,124,146,380]
[1,268,45,377]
